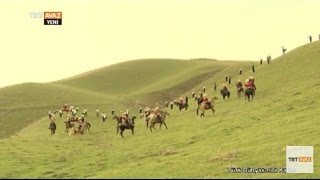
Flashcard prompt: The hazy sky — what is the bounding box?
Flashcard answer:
[1,0,319,88]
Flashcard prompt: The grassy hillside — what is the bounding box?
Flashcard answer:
[0,59,245,138]
[0,42,320,178]
[55,59,243,96]
[0,83,116,138]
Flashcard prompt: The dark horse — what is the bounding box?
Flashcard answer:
[118,117,136,138]
[220,89,230,100]
[237,87,244,98]
[114,115,136,138]
[245,88,254,101]
[49,121,56,136]
[178,102,189,111]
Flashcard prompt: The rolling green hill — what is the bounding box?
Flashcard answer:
[0,42,320,178]
[0,59,247,139]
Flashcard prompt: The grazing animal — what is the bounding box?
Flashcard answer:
[49,121,56,136]
[245,88,254,101]
[220,89,230,100]
[148,110,169,132]
[196,97,218,117]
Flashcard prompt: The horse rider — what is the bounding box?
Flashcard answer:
[144,107,151,117]
[59,109,63,117]
[179,97,184,105]
[202,94,211,107]
[121,111,129,125]
[63,104,68,110]
[236,79,243,90]
[222,84,228,93]
[245,77,256,93]
[102,112,107,122]
[79,114,85,123]
[198,90,203,101]
[70,104,74,111]
[50,115,56,122]
[66,114,72,122]
[48,111,53,119]
[249,76,256,95]
[154,107,162,121]
[49,118,56,130]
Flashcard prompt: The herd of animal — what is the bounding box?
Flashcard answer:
[48,104,171,138]
[47,74,256,138]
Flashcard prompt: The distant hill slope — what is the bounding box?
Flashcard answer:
[55,59,246,96]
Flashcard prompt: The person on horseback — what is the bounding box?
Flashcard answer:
[102,112,107,122]
[121,111,129,125]
[63,104,68,111]
[236,79,243,90]
[222,84,228,93]
[50,115,56,122]
[49,118,56,130]
[198,91,204,103]
[48,111,53,119]
[79,114,85,123]
[202,94,211,107]
[170,101,174,109]
[249,76,256,95]
[179,97,183,105]
[154,107,162,122]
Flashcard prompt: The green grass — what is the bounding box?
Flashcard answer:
[0,42,320,178]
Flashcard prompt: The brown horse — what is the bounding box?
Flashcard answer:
[148,110,169,132]
[237,87,244,98]
[220,89,230,100]
[196,97,218,117]
[177,102,189,111]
